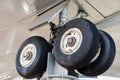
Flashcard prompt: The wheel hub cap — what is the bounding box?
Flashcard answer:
[67,37,76,47]
[24,51,33,60]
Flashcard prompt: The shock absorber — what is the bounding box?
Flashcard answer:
[59,4,68,26]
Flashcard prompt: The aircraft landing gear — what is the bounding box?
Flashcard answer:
[53,18,99,69]
[15,20,116,80]
[16,36,51,79]
[15,1,116,79]
[52,18,116,77]
[77,30,116,76]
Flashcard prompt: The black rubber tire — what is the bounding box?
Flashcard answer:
[53,18,99,69]
[16,36,50,79]
[77,30,116,76]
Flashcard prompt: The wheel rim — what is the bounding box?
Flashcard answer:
[20,44,37,67]
[60,28,83,55]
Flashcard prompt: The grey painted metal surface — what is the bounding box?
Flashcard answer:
[46,53,79,80]
[86,0,120,17]
[28,2,67,29]
[34,0,65,14]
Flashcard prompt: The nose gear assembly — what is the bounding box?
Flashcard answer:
[15,0,116,80]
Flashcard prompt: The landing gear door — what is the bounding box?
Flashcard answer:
[34,0,66,14]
